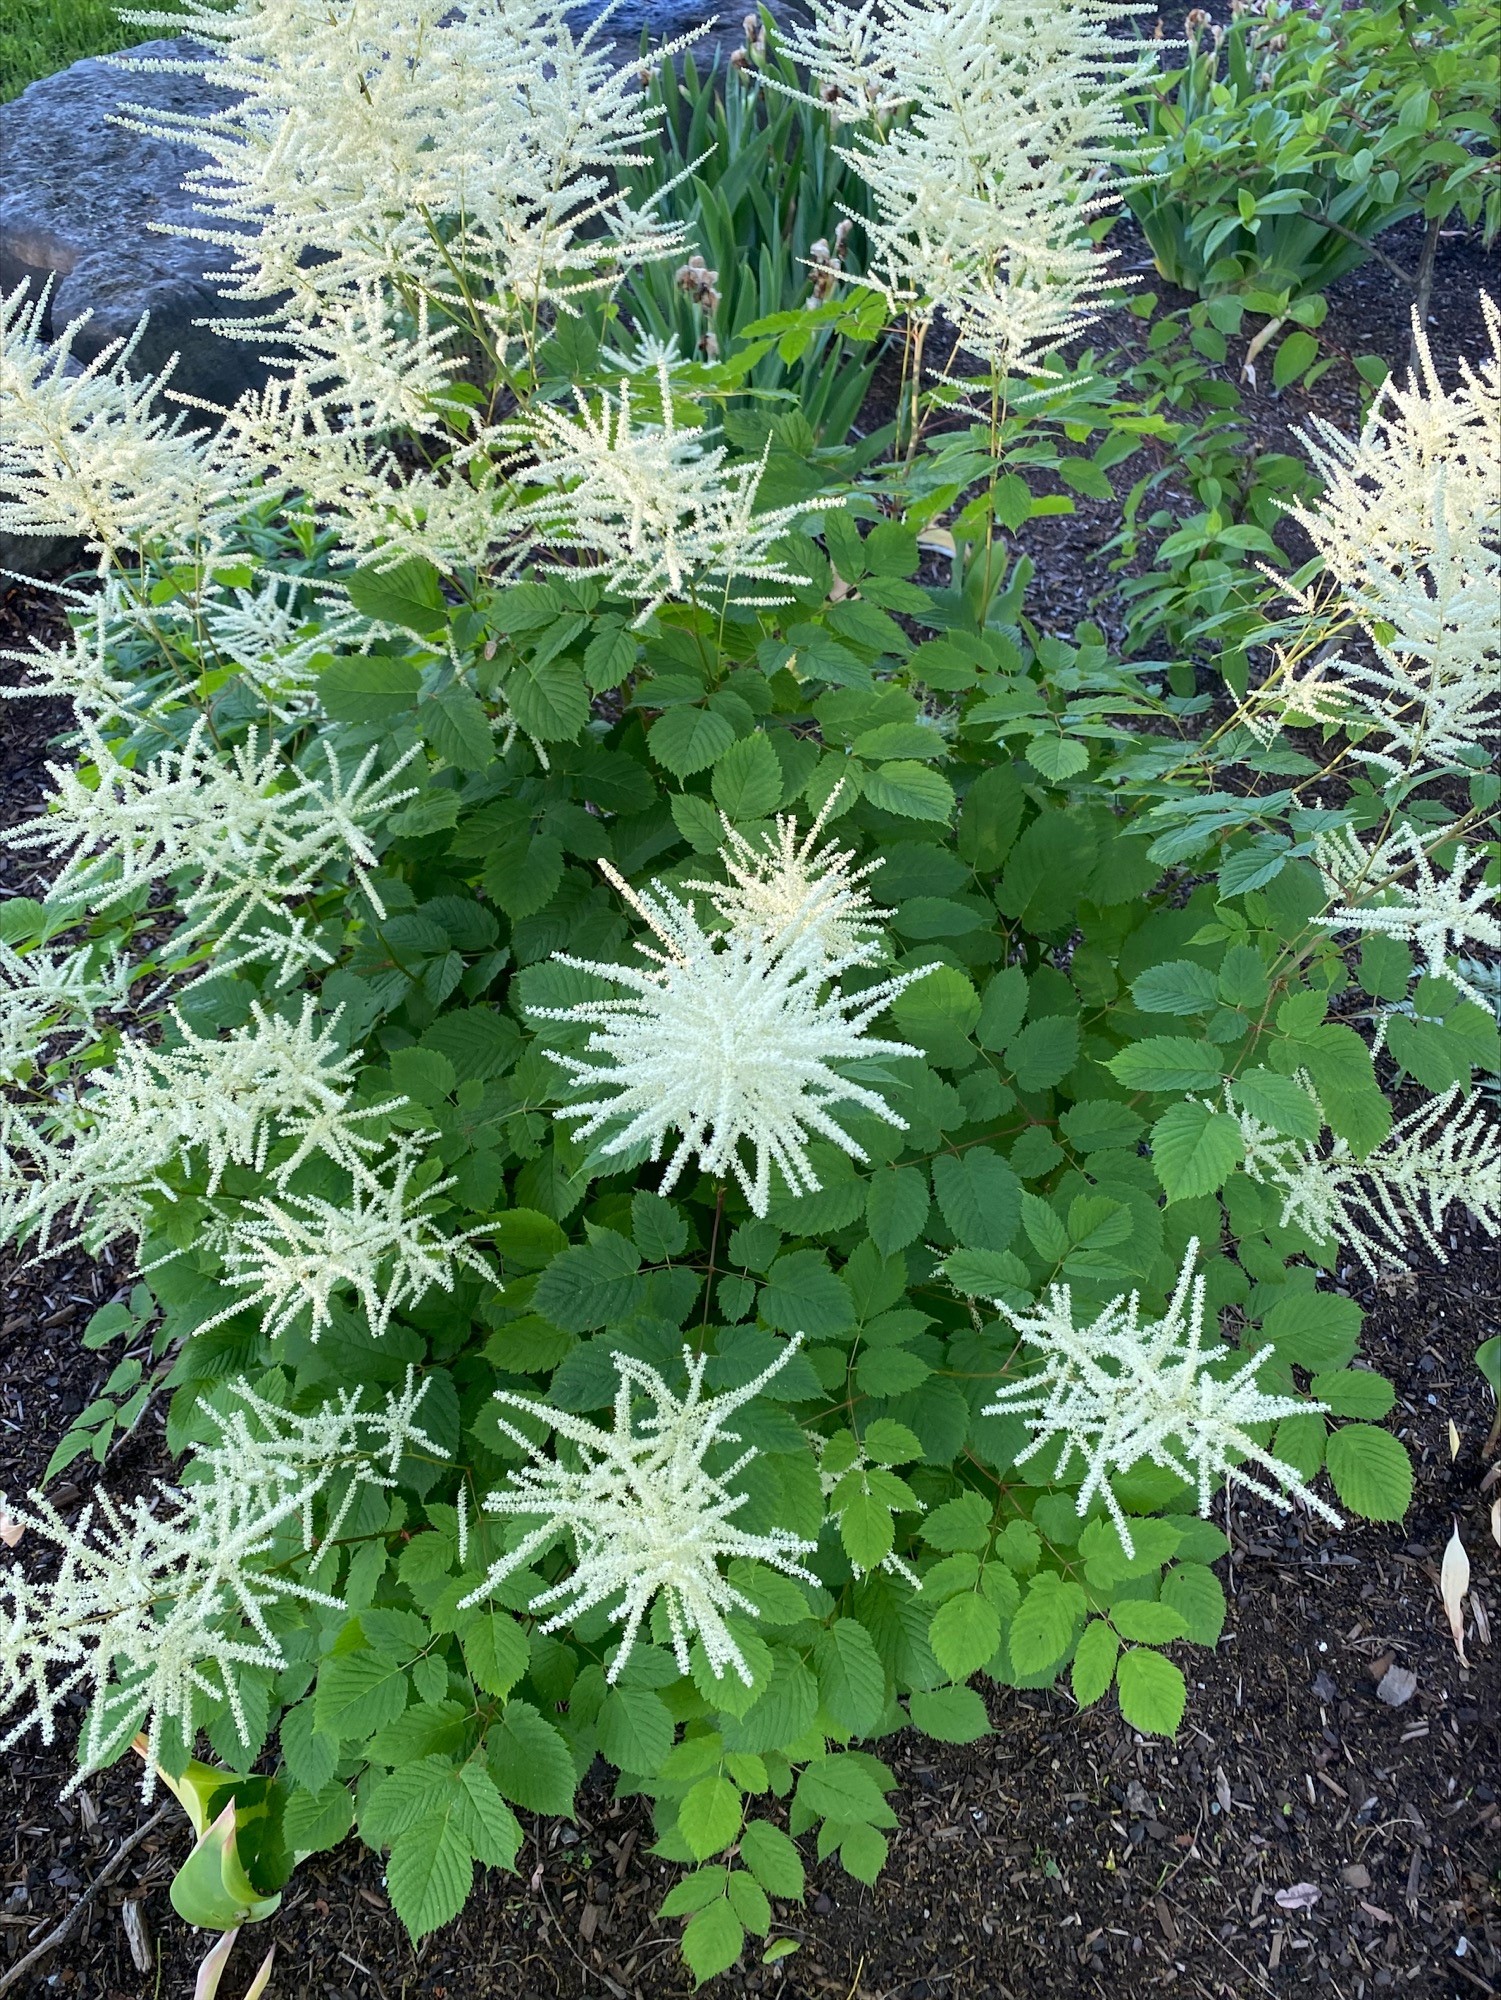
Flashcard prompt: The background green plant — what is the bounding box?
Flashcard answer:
[1125,0,1500,336]
[0,0,169,99]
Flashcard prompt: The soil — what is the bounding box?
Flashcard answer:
[1,170,1499,2000]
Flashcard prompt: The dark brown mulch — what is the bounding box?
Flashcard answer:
[2,217,1499,2000]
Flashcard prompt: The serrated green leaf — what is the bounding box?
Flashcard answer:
[1132,960,1219,1015]
[921,1490,992,1551]
[314,1653,409,1741]
[682,1899,746,1981]
[1111,1599,1189,1644]
[1160,1563,1227,1645]
[283,1781,355,1856]
[650,706,737,776]
[859,760,955,822]
[680,1776,743,1860]
[815,1619,887,1734]
[1071,1620,1119,1707]
[487,1701,577,1816]
[1108,1038,1222,1094]
[597,1687,675,1774]
[930,1147,1020,1252]
[1115,1647,1185,1735]
[1150,1101,1242,1199]
[1005,1014,1080,1091]
[1324,1424,1411,1521]
[739,1820,806,1898]
[1009,1573,1086,1675]
[711,733,782,820]
[795,1756,893,1826]
[345,556,446,634]
[929,1593,1002,1680]
[387,1813,473,1942]
[907,1684,991,1742]
[865,1168,930,1256]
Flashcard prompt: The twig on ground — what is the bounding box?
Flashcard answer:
[0,1800,175,1995]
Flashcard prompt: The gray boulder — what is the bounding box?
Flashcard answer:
[0,37,271,577]
[0,39,267,411]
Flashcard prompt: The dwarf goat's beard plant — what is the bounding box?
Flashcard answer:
[1,0,1499,1977]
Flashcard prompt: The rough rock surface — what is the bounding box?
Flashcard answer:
[0,38,267,409]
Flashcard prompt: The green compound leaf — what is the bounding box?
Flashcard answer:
[1070,1619,1119,1707]
[1324,1424,1412,1521]
[1115,1647,1187,1737]
[679,1776,743,1860]
[908,1684,992,1743]
[929,1593,1002,1680]
[1150,1101,1243,1200]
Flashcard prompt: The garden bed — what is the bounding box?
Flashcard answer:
[3,186,1496,1992]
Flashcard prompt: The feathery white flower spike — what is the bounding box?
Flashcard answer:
[536,854,934,1215]
[1231,1081,1501,1276]
[983,1241,1339,1556]
[775,0,1151,376]
[1314,824,1500,1008]
[687,784,887,971]
[460,1338,817,1683]
[511,358,835,623]
[1272,292,1500,777]
[196,1143,493,1343]
[0,1373,440,1792]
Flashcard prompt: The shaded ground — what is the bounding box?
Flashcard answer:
[1,171,1498,2000]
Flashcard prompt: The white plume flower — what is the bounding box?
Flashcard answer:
[686,784,886,970]
[1313,823,1500,1008]
[460,1339,816,1683]
[0,281,236,566]
[118,0,690,348]
[777,0,1151,374]
[0,1372,439,1791]
[0,940,132,1087]
[6,720,420,959]
[1234,1083,1501,1277]
[535,852,934,1216]
[510,360,833,623]
[1273,293,1500,777]
[1,1000,406,1256]
[196,1142,493,1342]
[983,1240,1338,1555]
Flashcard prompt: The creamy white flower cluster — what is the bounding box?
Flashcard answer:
[120,0,689,342]
[0,1371,439,1791]
[509,360,836,624]
[0,1000,401,1256]
[462,1340,815,1683]
[1314,823,1500,1009]
[1268,294,1500,778]
[0,282,236,566]
[535,814,933,1215]
[5,720,419,973]
[1233,1081,1501,1277]
[983,1241,1338,1555]
[0,940,133,1090]
[779,0,1151,373]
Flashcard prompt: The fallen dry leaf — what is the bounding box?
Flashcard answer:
[1448,1418,1461,1460]
[1440,1520,1470,1665]
[1275,1882,1321,1912]
[0,1509,23,1549]
[1491,1495,1500,1549]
